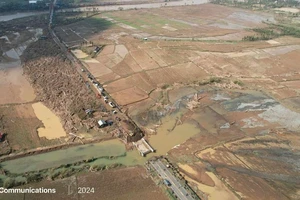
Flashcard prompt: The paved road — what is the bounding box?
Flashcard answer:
[150,160,194,200]
[49,0,129,122]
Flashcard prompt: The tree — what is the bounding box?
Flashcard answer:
[3,178,15,188]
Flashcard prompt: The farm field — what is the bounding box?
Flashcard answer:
[0,1,300,200]
[0,166,168,200]
[52,3,300,199]
[57,3,300,112]
[0,15,61,155]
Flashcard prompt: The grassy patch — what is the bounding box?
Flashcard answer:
[233,80,244,86]
[161,84,170,90]
[243,24,300,41]
[199,77,222,85]
[211,0,299,9]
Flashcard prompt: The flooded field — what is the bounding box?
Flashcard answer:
[32,102,66,139]
[0,67,36,104]
[0,27,42,104]
[149,112,200,155]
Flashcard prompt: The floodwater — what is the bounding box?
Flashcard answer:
[0,28,42,104]
[1,110,199,174]
[90,148,146,166]
[0,12,46,22]
[32,102,67,139]
[0,67,36,104]
[1,140,129,174]
[149,111,200,155]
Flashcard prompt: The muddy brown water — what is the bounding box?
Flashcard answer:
[149,111,200,156]
[32,102,67,139]
[1,140,128,174]
[1,110,199,174]
[0,28,42,104]
[0,67,36,104]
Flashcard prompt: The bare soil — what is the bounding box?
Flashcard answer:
[0,166,169,200]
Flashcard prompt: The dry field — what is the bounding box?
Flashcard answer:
[56,4,300,112]
[0,166,168,200]
[102,3,274,38]
[168,90,300,200]
[0,2,298,200]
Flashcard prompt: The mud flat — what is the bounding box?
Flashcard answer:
[0,28,40,104]
[32,102,66,140]
[0,67,36,104]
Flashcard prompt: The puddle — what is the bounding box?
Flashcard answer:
[149,111,200,155]
[32,102,66,139]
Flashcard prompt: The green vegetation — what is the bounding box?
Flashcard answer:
[243,24,300,41]
[233,80,244,86]
[165,188,177,200]
[210,0,299,9]
[3,178,15,189]
[0,0,50,12]
[0,156,126,188]
[161,84,170,90]
[26,173,43,183]
[199,77,222,85]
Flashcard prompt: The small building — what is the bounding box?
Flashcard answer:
[97,120,107,128]
[133,138,155,157]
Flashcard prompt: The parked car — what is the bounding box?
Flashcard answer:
[104,99,108,103]
[97,87,103,92]
[106,120,113,126]
[112,110,117,114]
[109,102,116,108]
[94,46,100,53]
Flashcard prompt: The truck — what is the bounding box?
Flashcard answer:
[163,179,171,187]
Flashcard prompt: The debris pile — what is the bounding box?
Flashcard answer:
[22,37,100,133]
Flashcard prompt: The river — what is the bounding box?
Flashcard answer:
[1,109,199,174]
[0,12,46,22]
